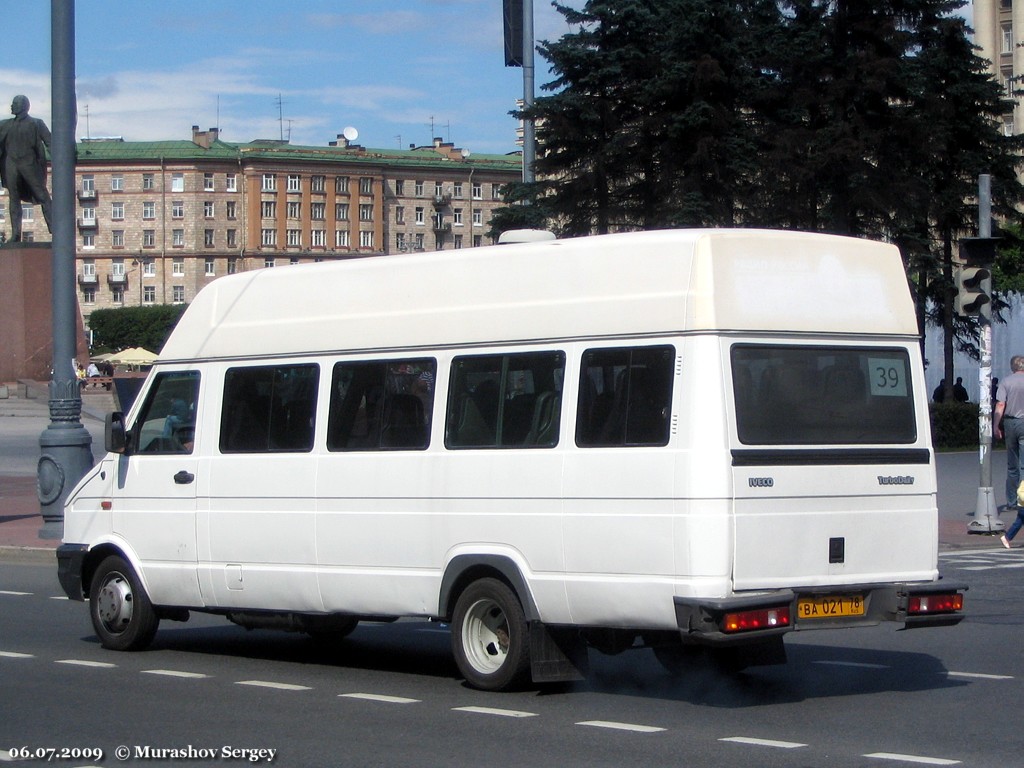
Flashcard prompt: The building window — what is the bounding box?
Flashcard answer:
[204,173,215,191]
[111,201,124,220]
[142,173,154,190]
[360,177,373,195]
[143,229,155,247]
[415,180,424,196]
[1003,24,1014,54]
[226,200,237,219]
[288,174,301,193]
[227,229,237,247]
[395,232,406,251]
[205,257,215,276]
[172,230,184,247]
[415,233,425,250]
[492,184,502,200]
[171,258,183,276]
[473,208,482,226]
[261,201,276,219]
[172,285,185,303]
[287,201,301,219]
[171,173,184,192]
[143,260,156,277]
[143,201,155,220]
[335,176,349,194]
[111,258,126,277]
[360,231,374,248]
[264,256,275,268]
[172,201,184,218]
[261,228,277,246]
[472,182,482,199]
[454,182,463,198]
[335,203,349,221]
[453,208,463,225]
[80,205,96,223]
[359,203,373,221]
[311,175,325,192]
[226,173,237,192]
[81,175,95,196]
[112,287,125,304]
[82,233,95,249]
[287,229,301,247]
[23,205,34,222]
[111,174,124,192]
[311,202,325,220]
[82,288,96,305]
[204,229,215,247]
[311,229,326,247]
[143,286,156,303]
[395,179,405,196]
[415,207,425,224]
[434,181,444,197]
[454,234,463,249]
[228,258,238,274]
[395,206,405,224]
[262,174,276,192]
[111,230,124,248]
[204,201,214,218]
[335,230,350,248]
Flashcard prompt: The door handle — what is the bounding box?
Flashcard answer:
[173,470,195,485]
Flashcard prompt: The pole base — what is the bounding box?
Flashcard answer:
[968,486,1006,533]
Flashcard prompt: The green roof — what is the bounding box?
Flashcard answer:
[75,137,522,172]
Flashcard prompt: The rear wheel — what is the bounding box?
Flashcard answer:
[89,555,159,651]
[451,578,530,691]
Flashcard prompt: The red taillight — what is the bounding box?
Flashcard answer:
[723,606,791,634]
[907,593,963,615]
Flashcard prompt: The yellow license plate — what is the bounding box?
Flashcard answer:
[797,595,865,619]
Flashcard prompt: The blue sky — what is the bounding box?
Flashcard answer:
[1,1,975,156]
[1,1,584,155]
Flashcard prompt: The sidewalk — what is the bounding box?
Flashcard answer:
[0,386,1009,563]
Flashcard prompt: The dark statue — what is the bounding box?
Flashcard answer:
[0,95,52,242]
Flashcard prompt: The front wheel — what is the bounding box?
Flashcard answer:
[89,555,159,651]
[451,578,530,691]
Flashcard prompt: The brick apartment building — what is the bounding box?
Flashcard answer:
[0,126,521,331]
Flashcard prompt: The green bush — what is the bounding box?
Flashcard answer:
[930,402,981,449]
[88,304,187,354]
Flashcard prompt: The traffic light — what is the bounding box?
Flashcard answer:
[954,266,991,316]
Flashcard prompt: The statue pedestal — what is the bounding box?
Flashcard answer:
[0,243,88,381]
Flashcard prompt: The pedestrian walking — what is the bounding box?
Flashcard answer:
[995,355,1024,547]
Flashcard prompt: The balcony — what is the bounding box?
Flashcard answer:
[432,222,452,234]
[432,193,451,208]
[77,188,97,201]
[77,273,98,286]
[78,216,97,229]
[106,273,128,287]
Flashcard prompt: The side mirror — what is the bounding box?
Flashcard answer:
[105,412,127,454]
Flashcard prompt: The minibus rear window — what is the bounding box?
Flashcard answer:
[731,345,916,445]
[220,364,319,453]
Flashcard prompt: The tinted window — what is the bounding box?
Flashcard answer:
[220,364,318,453]
[446,352,564,448]
[327,359,436,451]
[133,370,200,454]
[731,345,916,445]
[576,346,675,447]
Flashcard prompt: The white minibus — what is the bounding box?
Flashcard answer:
[58,229,965,691]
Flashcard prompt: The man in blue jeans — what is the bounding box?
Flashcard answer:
[995,355,1024,548]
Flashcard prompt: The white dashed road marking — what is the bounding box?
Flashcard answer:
[814,660,889,669]
[0,590,31,596]
[720,736,807,749]
[142,669,210,679]
[863,752,960,765]
[235,680,311,691]
[0,651,34,658]
[577,720,665,733]
[341,692,421,704]
[55,659,116,668]
[453,705,537,718]
[947,670,1014,680]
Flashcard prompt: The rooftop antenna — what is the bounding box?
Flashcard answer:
[83,103,89,139]
[275,94,285,141]
[395,134,402,148]
[216,95,220,135]
[286,119,293,142]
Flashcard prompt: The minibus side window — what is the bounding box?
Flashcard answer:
[327,359,436,451]
[446,352,565,449]
[576,346,675,448]
[220,364,319,453]
[731,345,916,445]
[132,371,200,454]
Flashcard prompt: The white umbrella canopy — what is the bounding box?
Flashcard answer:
[107,347,159,365]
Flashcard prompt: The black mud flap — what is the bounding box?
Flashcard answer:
[529,623,588,683]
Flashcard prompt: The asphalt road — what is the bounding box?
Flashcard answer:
[1,549,1021,768]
